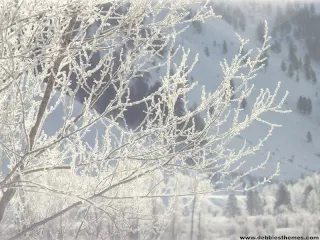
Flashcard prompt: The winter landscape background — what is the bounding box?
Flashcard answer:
[2,0,320,239]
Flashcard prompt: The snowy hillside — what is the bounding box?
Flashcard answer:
[157,1,320,182]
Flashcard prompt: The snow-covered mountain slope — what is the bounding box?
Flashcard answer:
[157,1,320,182]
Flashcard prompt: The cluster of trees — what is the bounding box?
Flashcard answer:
[272,5,293,37]
[224,173,320,218]
[210,3,246,32]
[297,96,312,115]
[271,3,319,84]
[291,3,320,62]
[272,2,320,62]
[223,183,287,217]
[291,174,320,213]
[303,53,317,84]
[282,52,317,84]
[274,184,292,213]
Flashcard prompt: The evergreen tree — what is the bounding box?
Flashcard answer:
[241,98,247,109]
[305,53,311,69]
[297,96,303,113]
[192,20,203,34]
[304,53,311,80]
[311,68,317,84]
[307,98,312,115]
[296,73,300,82]
[223,40,228,54]
[204,46,209,57]
[246,190,264,216]
[224,194,241,217]
[288,42,299,70]
[305,67,311,81]
[297,96,312,115]
[306,189,318,212]
[307,131,312,143]
[281,60,287,72]
[288,63,294,78]
[272,40,281,54]
[274,183,292,212]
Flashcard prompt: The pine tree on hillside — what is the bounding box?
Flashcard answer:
[274,183,292,212]
[240,98,247,109]
[288,63,294,78]
[204,46,210,57]
[297,97,312,115]
[281,60,287,72]
[304,53,311,69]
[306,98,312,115]
[288,42,299,70]
[224,194,241,217]
[304,53,311,80]
[311,68,317,84]
[192,20,203,34]
[297,96,303,113]
[305,67,311,80]
[246,190,264,216]
[271,40,281,54]
[223,40,228,54]
[307,131,312,143]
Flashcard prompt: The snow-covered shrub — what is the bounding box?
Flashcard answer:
[301,220,311,236]
[276,214,289,228]
[225,222,239,236]
[261,216,276,234]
